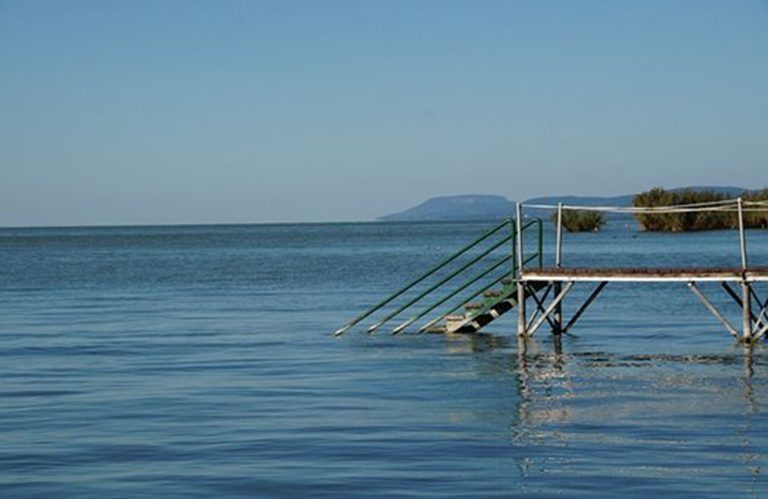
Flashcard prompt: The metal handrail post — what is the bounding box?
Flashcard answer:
[516,202,527,336]
[738,197,752,342]
[556,203,563,268]
[535,218,543,268]
[553,202,563,334]
[516,203,524,271]
[738,197,748,270]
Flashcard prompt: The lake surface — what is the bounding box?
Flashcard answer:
[2,221,768,497]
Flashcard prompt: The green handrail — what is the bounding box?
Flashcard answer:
[418,252,541,333]
[367,234,513,333]
[416,219,542,333]
[404,218,541,334]
[392,254,511,334]
[334,216,544,336]
[333,218,513,336]
[516,217,544,270]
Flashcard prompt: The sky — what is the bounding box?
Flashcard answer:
[1,0,767,226]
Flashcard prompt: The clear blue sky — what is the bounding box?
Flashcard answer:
[1,0,766,226]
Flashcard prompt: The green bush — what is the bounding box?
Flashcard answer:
[744,188,768,229]
[632,187,768,231]
[553,209,606,232]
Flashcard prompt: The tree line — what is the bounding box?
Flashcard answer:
[552,187,768,232]
[632,187,768,232]
[553,210,606,233]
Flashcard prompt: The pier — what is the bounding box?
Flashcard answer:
[335,198,768,343]
[516,199,768,343]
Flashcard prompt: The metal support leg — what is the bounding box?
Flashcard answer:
[743,281,753,342]
[517,279,527,336]
[553,282,563,334]
[554,203,564,335]
[721,282,761,326]
[516,203,526,337]
[689,282,739,338]
[562,281,608,334]
[528,282,574,336]
[526,284,555,332]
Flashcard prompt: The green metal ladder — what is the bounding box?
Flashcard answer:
[334,218,544,336]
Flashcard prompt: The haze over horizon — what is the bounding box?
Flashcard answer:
[2,1,767,227]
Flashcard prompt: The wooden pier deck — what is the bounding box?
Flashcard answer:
[516,267,768,342]
[522,267,768,283]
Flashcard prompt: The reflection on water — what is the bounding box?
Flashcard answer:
[515,335,573,439]
[446,332,768,497]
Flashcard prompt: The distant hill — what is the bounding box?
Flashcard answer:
[377,194,516,222]
[378,186,747,222]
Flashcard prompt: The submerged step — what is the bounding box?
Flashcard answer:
[424,325,448,334]
[444,314,466,332]
[446,280,547,334]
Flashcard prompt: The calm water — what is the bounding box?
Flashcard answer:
[2,221,768,498]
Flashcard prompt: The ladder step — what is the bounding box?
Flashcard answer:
[464,302,483,310]
[447,280,548,334]
[424,325,448,334]
[483,290,503,298]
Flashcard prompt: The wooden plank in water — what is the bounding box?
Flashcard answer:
[522,267,768,283]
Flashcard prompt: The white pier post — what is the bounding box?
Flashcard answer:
[738,197,748,270]
[738,197,753,342]
[553,203,564,334]
[516,202,527,336]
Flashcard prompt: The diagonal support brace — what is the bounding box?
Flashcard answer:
[528,282,574,337]
[689,282,739,338]
[721,282,762,327]
[525,284,555,331]
[754,322,768,342]
[750,288,768,334]
[562,281,608,334]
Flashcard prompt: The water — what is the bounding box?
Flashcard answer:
[1,221,768,497]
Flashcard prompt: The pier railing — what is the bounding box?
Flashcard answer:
[333,217,543,336]
[522,197,768,273]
